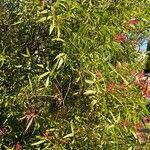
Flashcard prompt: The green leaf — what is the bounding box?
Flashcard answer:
[108,63,129,85]
[63,133,74,139]
[39,71,50,80]
[83,90,96,95]
[139,102,149,115]
[37,64,44,68]
[91,99,98,108]
[57,26,60,38]
[141,18,148,22]
[57,57,64,70]
[127,147,133,150]
[26,48,30,57]
[54,53,67,70]
[70,120,75,135]
[45,76,50,88]
[85,80,94,84]
[54,53,66,60]
[31,139,46,146]
[37,16,52,22]
[21,54,29,57]
[15,65,22,68]
[28,75,32,90]
[52,38,65,42]
[12,21,23,25]
[49,19,55,35]
[39,10,48,14]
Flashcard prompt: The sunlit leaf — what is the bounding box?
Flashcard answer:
[45,76,50,88]
[83,90,96,95]
[25,117,34,133]
[49,19,55,35]
[63,133,74,139]
[85,80,94,84]
[37,64,44,68]
[56,57,64,70]
[37,16,52,22]
[31,140,46,146]
[39,71,50,80]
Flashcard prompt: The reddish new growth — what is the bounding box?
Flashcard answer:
[135,71,145,87]
[0,127,7,136]
[122,119,129,127]
[128,18,139,26]
[107,79,128,93]
[95,71,102,78]
[142,117,150,124]
[131,69,138,77]
[134,121,148,144]
[134,122,143,131]
[142,90,150,99]
[21,106,39,133]
[137,70,144,77]
[114,33,127,43]
[43,130,55,141]
[135,71,150,99]
[23,106,39,119]
[115,62,121,70]
[107,82,116,92]
[125,18,139,30]
[118,82,127,90]
[42,129,68,144]
[15,142,21,150]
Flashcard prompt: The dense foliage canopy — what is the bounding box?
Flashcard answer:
[0,0,150,149]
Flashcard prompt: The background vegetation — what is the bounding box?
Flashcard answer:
[0,0,150,149]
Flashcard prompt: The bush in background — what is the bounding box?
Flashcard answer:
[0,0,150,149]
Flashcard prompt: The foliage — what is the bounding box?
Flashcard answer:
[0,0,150,149]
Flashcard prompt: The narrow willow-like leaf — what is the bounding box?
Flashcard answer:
[31,140,46,146]
[83,90,96,95]
[63,133,74,139]
[39,71,50,80]
[45,76,50,88]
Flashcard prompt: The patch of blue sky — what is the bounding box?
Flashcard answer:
[137,39,148,52]
[128,32,148,52]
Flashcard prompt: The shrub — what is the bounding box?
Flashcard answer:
[0,0,150,149]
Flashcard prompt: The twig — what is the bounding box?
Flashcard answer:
[63,76,71,106]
